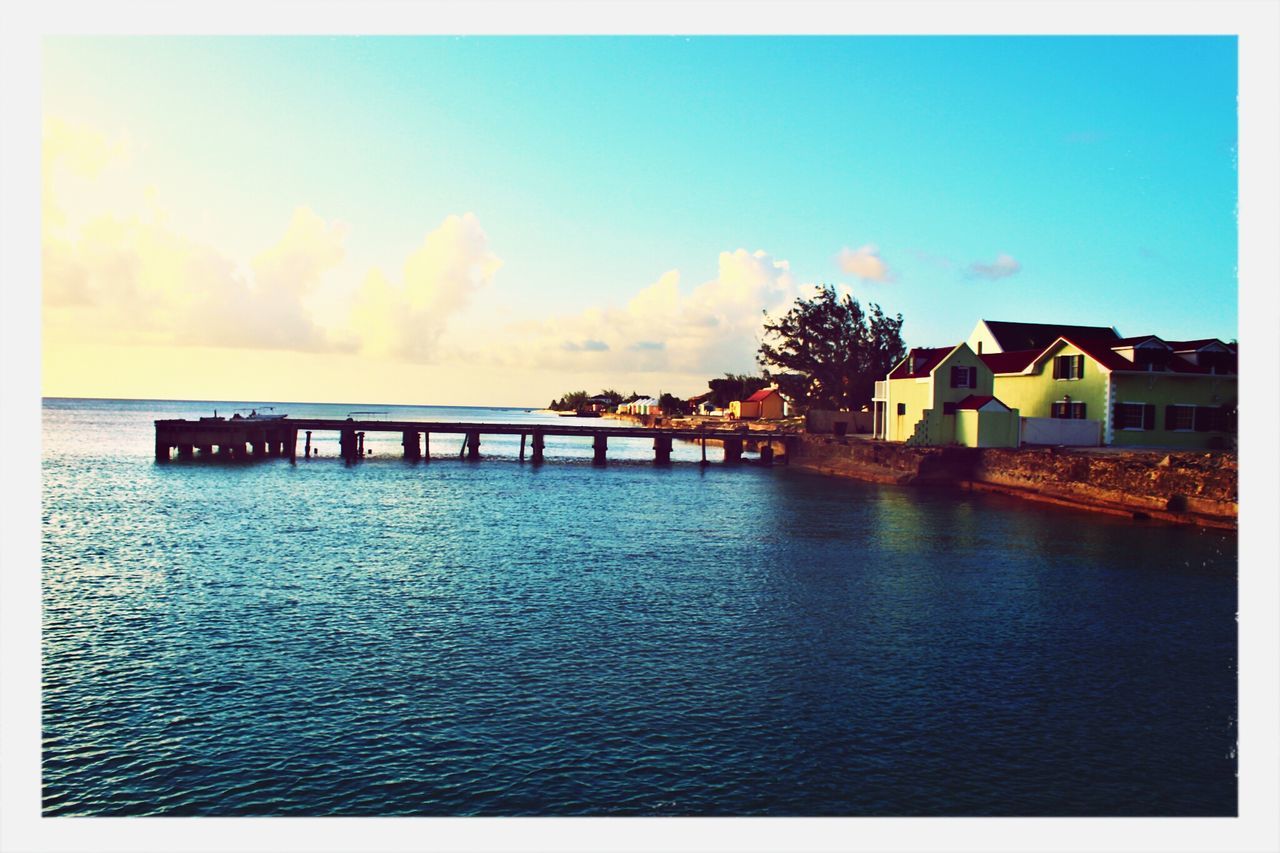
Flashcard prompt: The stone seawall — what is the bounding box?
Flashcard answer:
[791,436,1237,529]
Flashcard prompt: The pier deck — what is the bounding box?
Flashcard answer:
[153,417,791,466]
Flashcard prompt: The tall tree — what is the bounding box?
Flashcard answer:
[758,285,905,411]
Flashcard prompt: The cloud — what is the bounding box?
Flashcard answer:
[478,249,801,376]
[836,244,895,282]
[43,116,360,354]
[562,339,610,352]
[967,253,1022,280]
[350,213,502,362]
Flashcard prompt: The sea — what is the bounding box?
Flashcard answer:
[41,397,1238,816]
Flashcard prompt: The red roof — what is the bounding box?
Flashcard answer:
[888,346,955,379]
[1112,334,1170,347]
[745,388,780,403]
[979,348,1040,374]
[955,395,1009,411]
[1049,336,1216,374]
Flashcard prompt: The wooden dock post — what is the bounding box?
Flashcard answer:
[519,433,527,461]
[357,432,365,457]
[759,443,775,465]
[466,430,481,460]
[423,432,430,462]
[288,428,297,464]
[531,429,545,464]
[178,443,194,460]
[653,434,672,464]
[304,430,312,459]
[592,433,608,465]
[155,434,170,462]
[402,430,420,461]
[340,425,357,463]
[701,435,708,466]
[723,437,743,464]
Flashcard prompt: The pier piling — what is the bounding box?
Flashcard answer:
[531,430,545,464]
[466,430,481,460]
[724,437,743,464]
[403,430,420,461]
[592,433,608,465]
[304,430,312,459]
[759,443,775,465]
[654,434,672,464]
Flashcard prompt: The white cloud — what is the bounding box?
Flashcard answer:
[479,249,801,377]
[836,244,895,282]
[967,253,1022,280]
[349,213,502,362]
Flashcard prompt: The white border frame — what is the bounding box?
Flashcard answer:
[4,4,1278,853]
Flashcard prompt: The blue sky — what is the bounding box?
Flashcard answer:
[41,36,1238,403]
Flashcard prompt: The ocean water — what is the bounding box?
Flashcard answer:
[41,397,1237,816]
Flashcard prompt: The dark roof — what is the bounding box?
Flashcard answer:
[955,395,1010,411]
[1165,338,1229,351]
[744,388,780,403]
[1112,335,1170,347]
[888,346,955,379]
[979,349,1041,374]
[1056,336,1217,374]
[982,320,1118,351]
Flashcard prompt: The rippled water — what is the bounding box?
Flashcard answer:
[42,397,1237,816]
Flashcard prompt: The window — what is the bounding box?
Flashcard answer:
[897,403,906,416]
[1114,402,1154,430]
[1051,401,1087,419]
[950,365,977,388]
[942,402,957,415]
[1053,354,1085,380]
[1164,404,1195,431]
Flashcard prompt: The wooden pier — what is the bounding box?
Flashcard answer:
[153,417,792,467]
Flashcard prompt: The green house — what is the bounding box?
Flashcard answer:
[873,342,1020,447]
[982,333,1236,448]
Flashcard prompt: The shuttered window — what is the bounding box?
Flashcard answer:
[1053,354,1085,380]
[1052,401,1088,419]
[949,365,978,388]
[1164,405,1195,431]
[1114,402,1153,430]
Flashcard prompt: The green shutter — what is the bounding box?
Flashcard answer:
[1164,405,1176,430]
[1194,407,1211,432]
[1143,404,1155,430]
[1052,357,1062,379]
[1075,354,1084,379]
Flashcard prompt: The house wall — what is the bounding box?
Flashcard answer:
[992,341,1110,423]
[975,409,1020,447]
[965,321,1001,355]
[885,377,934,442]
[1108,374,1237,448]
[886,343,996,445]
[955,409,1020,447]
[758,394,785,419]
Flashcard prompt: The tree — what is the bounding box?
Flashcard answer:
[706,373,769,409]
[658,392,687,416]
[550,390,590,411]
[758,285,905,411]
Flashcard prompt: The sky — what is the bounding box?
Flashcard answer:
[41,36,1239,407]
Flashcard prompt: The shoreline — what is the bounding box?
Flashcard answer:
[607,412,1237,530]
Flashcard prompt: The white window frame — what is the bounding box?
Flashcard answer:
[1167,403,1196,432]
[1117,401,1148,431]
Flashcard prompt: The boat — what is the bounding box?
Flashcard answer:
[231,406,288,421]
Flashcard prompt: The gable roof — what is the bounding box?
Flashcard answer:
[955,395,1010,411]
[888,346,955,379]
[981,320,1118,352]
[744,387,781,403]
[979,348,1041,375]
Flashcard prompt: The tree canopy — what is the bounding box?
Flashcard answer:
[706,373,769,409]
[757,285,905,411]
